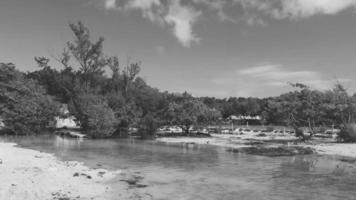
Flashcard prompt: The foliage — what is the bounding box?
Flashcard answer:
[69,93,117,137]
[165,94,221,133]
[0,63,60,135]
[137,113,159,139]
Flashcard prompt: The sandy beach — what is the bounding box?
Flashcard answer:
[0,142,150,200]
[310,143,356,158]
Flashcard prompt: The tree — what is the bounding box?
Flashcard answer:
[69,93,117,137]
[0,63,60,135]
[67,21,107,75]
[137,113,159,139]
[165,95,221,134]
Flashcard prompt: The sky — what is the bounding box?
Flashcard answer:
[1,0,356,98]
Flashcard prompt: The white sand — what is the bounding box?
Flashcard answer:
[0,142,149,200]
[309,143,356,158]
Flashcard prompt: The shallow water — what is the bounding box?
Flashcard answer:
[2,135,356,200]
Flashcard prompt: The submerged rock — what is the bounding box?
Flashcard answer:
[120,175,148,188]
[73,172,92,179]
[228,146,314,157]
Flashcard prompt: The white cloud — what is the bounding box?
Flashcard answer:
[164,1,201,47]
[278,0,356,18]
[125,0,162,21]
[235,0,356,21]
[102,0,356,46]
[239,65,319,83]
[104,0,116,10]
[103,0,200,47]
[193,0,356,24]
[238,64,327,89]
[212,64,352,97]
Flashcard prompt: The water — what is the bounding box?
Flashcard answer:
[2,135,356,200]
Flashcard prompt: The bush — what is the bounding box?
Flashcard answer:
[337,124,356,142]
[70,94,117,137]
[0,63,60,135]
[137,114,158,139]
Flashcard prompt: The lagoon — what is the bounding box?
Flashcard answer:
[2,135,356,200]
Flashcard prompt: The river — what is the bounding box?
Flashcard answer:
[2,135,356,200]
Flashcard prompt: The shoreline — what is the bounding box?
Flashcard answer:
[2,135,356,199]
[157,135,356,159]
[0,142,150,200]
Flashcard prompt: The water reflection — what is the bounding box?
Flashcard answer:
[54,135,84,148]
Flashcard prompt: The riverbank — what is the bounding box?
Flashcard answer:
[0,142,150,200]
[157,135,356,159]
[309,143,356,158]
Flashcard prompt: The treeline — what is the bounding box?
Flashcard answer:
[0,22,220,138]
[201,83,356,138]
[1,22,355,139]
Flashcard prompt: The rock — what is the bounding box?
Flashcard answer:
[257,133,267,137]
[135,184,148,188]
[339,158,356,163]
[73,172,92,179]
[120,175,147,188]
[97,171,106,177]
[228,146,314,157]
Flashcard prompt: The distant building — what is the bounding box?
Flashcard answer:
[228,115,261,120]
[228,115,262,126]
[228,115,239,120]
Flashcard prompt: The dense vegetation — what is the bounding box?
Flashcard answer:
[1,22,356,141]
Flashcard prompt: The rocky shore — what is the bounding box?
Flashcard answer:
[157,135,356,159]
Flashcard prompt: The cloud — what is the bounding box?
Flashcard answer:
[103,0,200,47]
[239,65,319,85]
[104,0,116,10]
[195,0,356,22]
[164,1,201,47]
[234,0,356,21]
[101,0,356,45]
[212,64,352,97]
[277,0,356,18]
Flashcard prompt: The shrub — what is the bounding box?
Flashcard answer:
[0,63,60,135]
[137,114,158,139]
[70,94,117,137]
